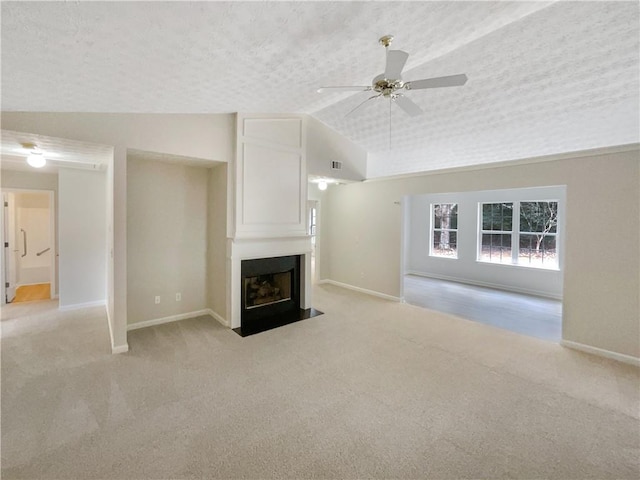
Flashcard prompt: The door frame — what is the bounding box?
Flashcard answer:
[3,192,17,302]
[399,195,410,303]
[307,200,320,284]
[0,188,56,304]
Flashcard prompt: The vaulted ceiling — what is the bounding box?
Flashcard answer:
[2,1,638,177]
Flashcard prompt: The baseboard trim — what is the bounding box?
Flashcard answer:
[106,304,115,350]
[127,309,218,331]
[319,279,401,302]
[16,282,51,287]
[111,343,129,354]
[207,308,229,327]
[561,340,640,367]
[58,300,106,312]
[104,305,128,354]
[405,270,562,300]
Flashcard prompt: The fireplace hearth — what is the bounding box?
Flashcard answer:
[235,255,322,336]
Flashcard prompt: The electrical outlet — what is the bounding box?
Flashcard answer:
[176,293,181,301]
[155,296,160,304]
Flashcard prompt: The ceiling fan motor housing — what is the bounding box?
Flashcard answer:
[372,74,404,97]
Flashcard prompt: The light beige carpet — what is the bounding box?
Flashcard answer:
[1,285,639,479]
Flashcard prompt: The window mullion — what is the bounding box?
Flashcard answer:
[512,201,520,264]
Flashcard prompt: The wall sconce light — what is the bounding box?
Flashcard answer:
[318,181,328,191]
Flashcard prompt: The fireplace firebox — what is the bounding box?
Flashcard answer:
[244,271,292,309]
[236,255,322,336]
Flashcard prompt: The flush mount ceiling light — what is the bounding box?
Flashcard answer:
[27,152,46,168]
[21,142,47,168]
[311,177,339,190]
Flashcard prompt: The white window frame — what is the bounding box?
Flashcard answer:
[430,202,458,259]
[477,199,560,270]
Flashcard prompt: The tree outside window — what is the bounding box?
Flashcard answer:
[431,203,458,258]
[480,202,513,264]
[519,201,558,267]
[479,201,558,269]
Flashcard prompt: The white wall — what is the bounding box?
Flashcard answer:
[58,169,107,308]
[226,114,313,328]
[307,182,326,201]
[127,157,210,326]
[321,147,640,359]
[15,192,51,285]
[233,114,307,238]
[406,186,566,299]
[306,116,367,181]
[1,169,59,297]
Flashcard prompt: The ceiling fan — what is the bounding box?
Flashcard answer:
[317,35,468,117]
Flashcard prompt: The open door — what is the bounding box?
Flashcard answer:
[3,192,18,303]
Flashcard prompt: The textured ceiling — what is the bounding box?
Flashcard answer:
[1,1,638,178]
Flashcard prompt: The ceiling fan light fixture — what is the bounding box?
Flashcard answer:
[27,152,46,168]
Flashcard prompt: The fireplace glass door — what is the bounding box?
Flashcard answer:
[244,271,292,310]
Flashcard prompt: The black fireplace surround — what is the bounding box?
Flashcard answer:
[235,255,322,337]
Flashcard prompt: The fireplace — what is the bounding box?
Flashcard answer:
[236,254,321,336]
[245,271,292,309]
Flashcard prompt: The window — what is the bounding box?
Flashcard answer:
[479,201,558,269]
[431,203,458,258]
[480,202,513,264]
[519,201,558,268]
[309,207,316,236]
[309,206,317,245]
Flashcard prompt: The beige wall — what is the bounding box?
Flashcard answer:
[321,148,640,359]
[207,164,228,321]
[1,113,235,163]
[127,157,210,325]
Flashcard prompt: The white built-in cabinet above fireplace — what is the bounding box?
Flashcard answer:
[232,114,308,239]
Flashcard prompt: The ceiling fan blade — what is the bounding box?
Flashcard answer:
[345,94,382,117]
[405,73,468,90]
[384,50,409,80]
[394,95,423,117]
[317,86,371,93]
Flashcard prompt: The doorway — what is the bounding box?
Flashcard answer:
[2,189,56,304]
[308,200,319,283]
[400,190,564,342]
